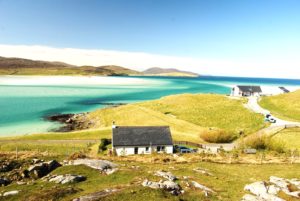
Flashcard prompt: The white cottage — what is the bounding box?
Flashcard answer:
[231,85,262,97]
[112,125,174,156]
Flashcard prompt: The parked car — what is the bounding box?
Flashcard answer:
[265,114,276,123]
[268,117,276,123]
[174,145,193,153]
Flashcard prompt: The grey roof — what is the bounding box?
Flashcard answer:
[279,87,290,93]
[237,85,262,93]
[112,126,173,146]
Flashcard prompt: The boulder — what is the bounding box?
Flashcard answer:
[241,194,263,201]
[242,177,300,200]
[142,179,183,195]
[244,181,268,196]
[0,177,11,186]
[154,170,177,181]
[43,174,86,184]
[269,176,300,198]
[27,160,61,179]
[70,159,118,174]
[3,190,19,196]
[142,179,161,189]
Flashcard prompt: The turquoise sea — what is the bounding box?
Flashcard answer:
[1,75,300,136]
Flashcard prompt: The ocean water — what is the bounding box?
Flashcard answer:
[0,75,300,136]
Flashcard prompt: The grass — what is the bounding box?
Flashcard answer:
[200,129,236,143]
[86,104,205,142]
[1,129,110,140]
[0,142,93,156]
[84,94,265,143]
[260,90,300,121]
[1,160,300,201]
[271,127,300,150]
[139,94,265,135]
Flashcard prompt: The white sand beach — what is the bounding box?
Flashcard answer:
[0,75,162,86]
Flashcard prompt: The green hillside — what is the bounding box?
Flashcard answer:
[84,94,265,142]
[260,90,300,121]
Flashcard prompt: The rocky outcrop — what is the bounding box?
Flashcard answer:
[191,181,215,197]
[45,113,94,132]
[142,179,183,195]
[0,160,22,173]
[72,189,120,201]
[0,177,11,186]
[243,176,300,200]
[27,160,61,179]
[43,174,86,184]
[70,159,118,175]
[154,170,177,181]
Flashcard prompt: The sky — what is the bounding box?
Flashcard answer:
[0,0,300,78]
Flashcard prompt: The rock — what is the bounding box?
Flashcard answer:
[32,158,43,164]
[70,159,118,174]
[183,176,189,180]
[154,170,177,181]
[244,181,268,196]
[0,177,11,186]
[3,190,19,196]
[44,174,86,184]
[162,180,180,189]
[73,189,119,201]
[0,160,21,173]
[193,168,213,176]
[27,160,61,179]
[191,181,215,197]
[244,149,257,154]
[241,194,263,201]
[142,179,161,189]
[16,181,26,185]
[269,176,300,198]
[142,179,183,195]
[243,180,287,201]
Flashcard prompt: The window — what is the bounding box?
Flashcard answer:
[145,147,149,152]
[157,146,161,152]
[157,146,165,152]
[134,147,138,154]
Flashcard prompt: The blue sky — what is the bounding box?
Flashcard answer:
[0,0,300,78]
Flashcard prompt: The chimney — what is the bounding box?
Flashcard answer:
[112,121,117,129]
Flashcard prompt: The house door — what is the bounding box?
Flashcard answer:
[134,147,138,154]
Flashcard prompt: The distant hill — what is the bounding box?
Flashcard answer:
[0,57,140,76]
[143,67,199,77]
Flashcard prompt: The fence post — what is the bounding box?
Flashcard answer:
[16,147,18,160]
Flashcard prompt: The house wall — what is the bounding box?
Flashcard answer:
[231,86,240,96]
[114,145,173,156]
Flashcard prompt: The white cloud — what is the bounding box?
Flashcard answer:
[0,44,299,79]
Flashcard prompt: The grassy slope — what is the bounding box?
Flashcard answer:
[139,94,265,135]
[83,94,265,142]
[3,129,110,140]
[260,90,300,121]
[272,127,300,150]
[86,104,204,142]
[1,161,300,201]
